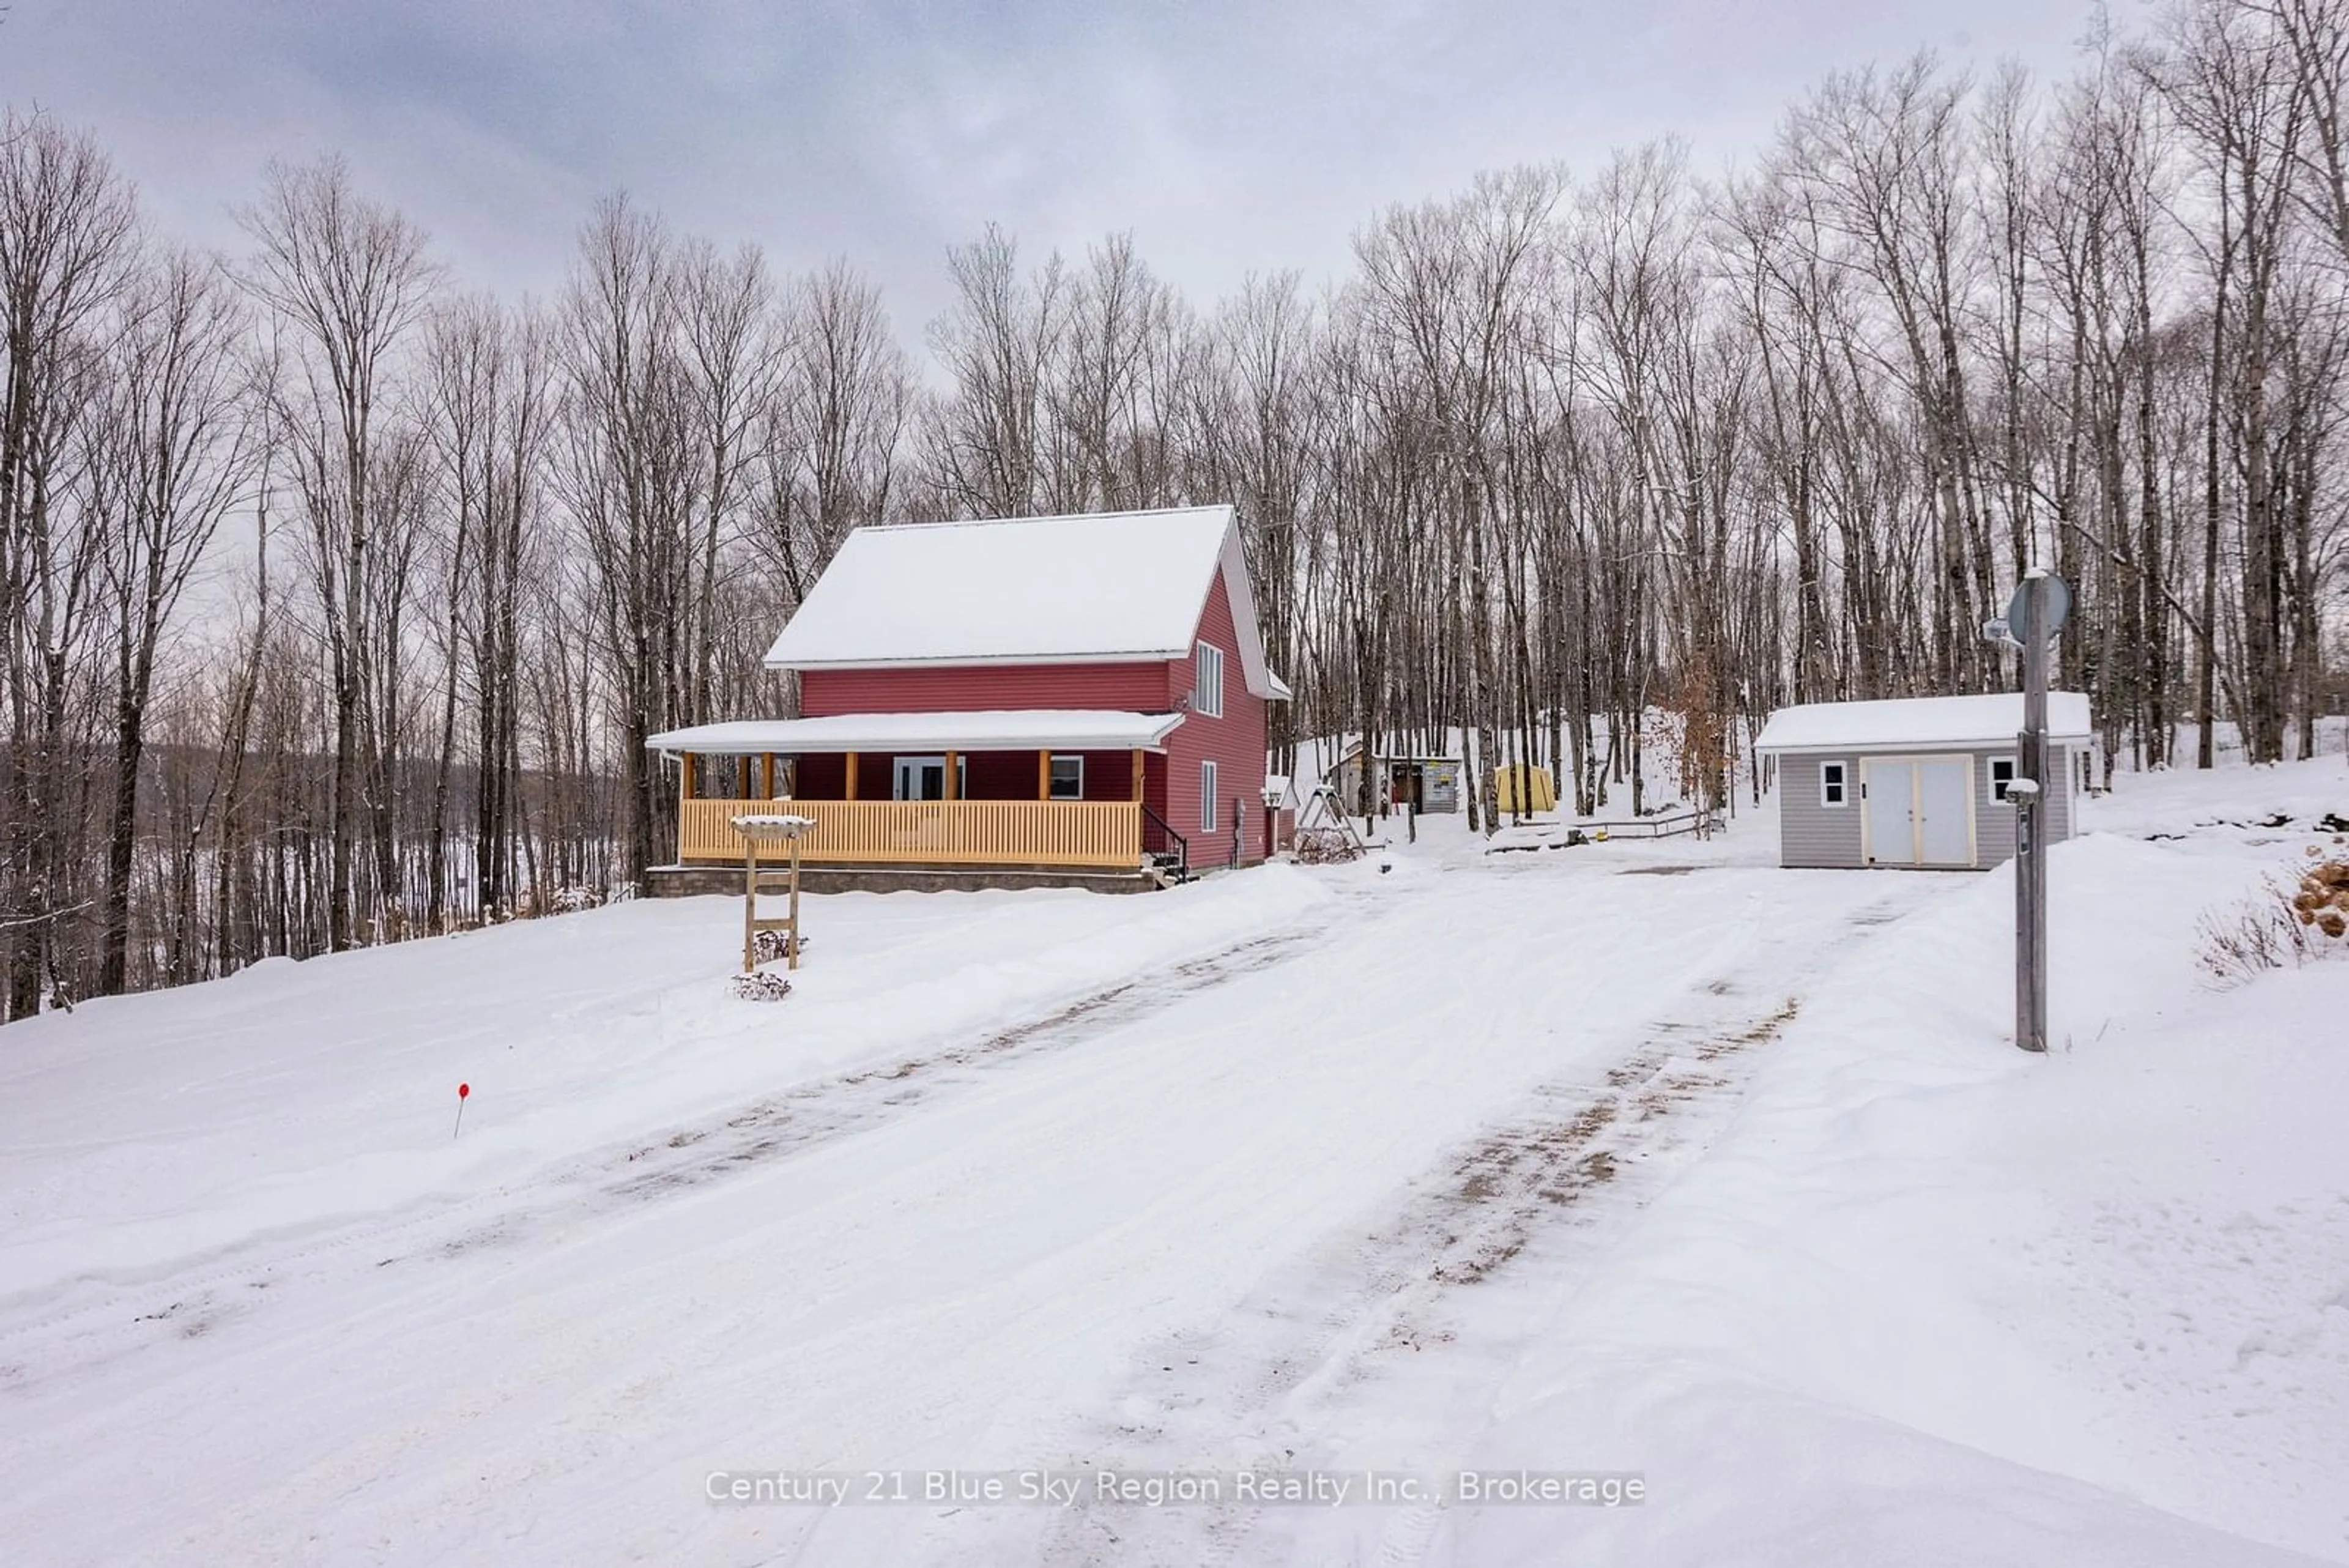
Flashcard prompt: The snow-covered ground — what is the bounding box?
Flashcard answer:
[2,752,2346,1566]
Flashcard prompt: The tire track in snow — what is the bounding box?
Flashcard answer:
[598,914,1337,1203]
[1010,888,1926,1568]
[1031,1000,1801,1568]
[0,901,1356,1403]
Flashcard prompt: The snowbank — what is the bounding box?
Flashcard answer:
[1441,764,2349,1566]
[6,754,2345,1566]
[0,866,1331,1296]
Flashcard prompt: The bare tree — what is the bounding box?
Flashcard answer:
[753,259,910,612]
[234,156,438,948]
[924,225,1066,518]
[87,247,258,992]
[7,0,2349,1019]
[0,111,136,1019]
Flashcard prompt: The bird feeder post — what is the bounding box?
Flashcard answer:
[787,834,802,970]
[733,813,814,977]
[742,834,761,975]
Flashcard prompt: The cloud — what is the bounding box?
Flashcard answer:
[0,0,2099,335]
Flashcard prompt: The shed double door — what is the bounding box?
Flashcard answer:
[1861,755,1975,868]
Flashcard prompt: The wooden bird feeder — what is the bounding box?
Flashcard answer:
[733,813,815,973]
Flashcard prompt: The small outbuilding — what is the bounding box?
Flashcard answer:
[1754,692,2091,871]
[1333,745,1463,814]
[1493,763,1557,816]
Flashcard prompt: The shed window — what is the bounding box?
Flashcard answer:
[1048,754,1084,801]
[1193,642,1225,718]
[1201,760,1219,832]
[1819,760,1849,808]
[1989,757,2016,802]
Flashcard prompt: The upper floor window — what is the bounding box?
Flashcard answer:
[1193,642,1225,718]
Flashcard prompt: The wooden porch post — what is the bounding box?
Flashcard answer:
[944,750,959,801]
[845,752,858,801]
[682,752,697,801]
[1132,748,1145,802]
[760,752,775,799]
[1038,749,1051,801]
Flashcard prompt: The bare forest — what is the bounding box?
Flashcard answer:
[5,0,2348,1019]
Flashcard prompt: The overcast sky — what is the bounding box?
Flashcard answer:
[3,0,2109,341]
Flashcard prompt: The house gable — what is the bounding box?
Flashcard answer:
[765,505,1285,702]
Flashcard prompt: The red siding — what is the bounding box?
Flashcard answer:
[960,751,1033,801]
[787,746,1148,803]
[1067,749,1141,803]
[795,754,846,798]
[1159,574,1269,869]
[801,663,1168,716]
[784,580,1272,868]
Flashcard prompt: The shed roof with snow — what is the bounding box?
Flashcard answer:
[1755,692,2093,756]
[762,505,1288,699]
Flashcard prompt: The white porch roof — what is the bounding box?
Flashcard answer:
[646,709,1187,756]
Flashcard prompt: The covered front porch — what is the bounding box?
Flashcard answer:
[648,710,1185,874]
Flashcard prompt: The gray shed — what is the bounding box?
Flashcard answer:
[1754,693,2091,871]
[1333,745,1463,814]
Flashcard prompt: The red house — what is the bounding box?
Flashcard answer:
[648,505,1290,888]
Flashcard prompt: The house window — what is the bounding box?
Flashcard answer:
[1048,754,1084,801]
[1193,642,1225,718]
[1819,760,1849,808]
[1989,757,2016,802]
[1201,760,1219,832]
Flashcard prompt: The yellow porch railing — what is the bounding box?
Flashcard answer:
[678,798,1143,869]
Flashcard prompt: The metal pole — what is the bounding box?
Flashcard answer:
[2014,576,2050,1053]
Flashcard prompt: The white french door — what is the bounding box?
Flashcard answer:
[891,755,964,801]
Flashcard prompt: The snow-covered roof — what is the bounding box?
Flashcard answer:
[761,506,1286,699]
[1754,692,2093,754]
[646,710,1187,756]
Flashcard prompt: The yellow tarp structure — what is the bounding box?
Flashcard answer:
[1493,763,1556,814]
